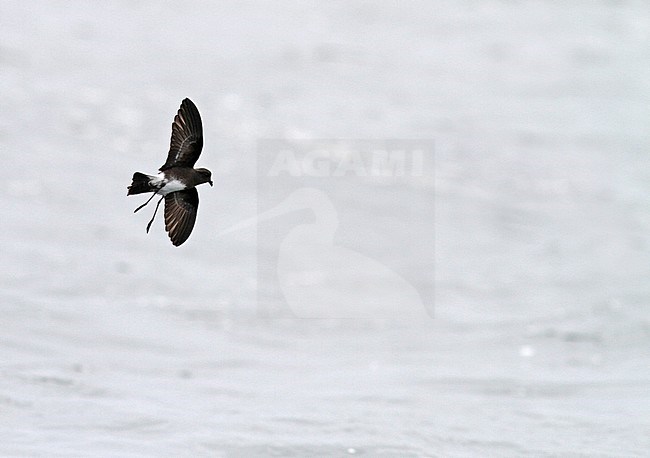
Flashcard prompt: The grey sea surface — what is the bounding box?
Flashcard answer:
[1,1,650,456]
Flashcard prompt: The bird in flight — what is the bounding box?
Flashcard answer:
[127,98,212,246]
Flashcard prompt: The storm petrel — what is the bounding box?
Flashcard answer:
[127,98,212,246]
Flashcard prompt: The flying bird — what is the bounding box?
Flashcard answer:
[127,98,212,246]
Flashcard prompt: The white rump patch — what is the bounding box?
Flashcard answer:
[155,172,186,195]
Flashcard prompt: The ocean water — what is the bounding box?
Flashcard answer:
[1,1,649,456]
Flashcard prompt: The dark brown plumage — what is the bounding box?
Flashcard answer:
[127,98,212,246]
[164,188,199,246]
[161,98,204,170]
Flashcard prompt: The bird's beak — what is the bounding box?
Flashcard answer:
[209,180,213,186]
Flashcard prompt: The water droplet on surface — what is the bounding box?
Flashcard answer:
[519,345,535,358]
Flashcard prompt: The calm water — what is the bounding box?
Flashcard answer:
[1,1,649,456]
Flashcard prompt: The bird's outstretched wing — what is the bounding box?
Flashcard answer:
[160,98,203,171]
[164,188,199,246]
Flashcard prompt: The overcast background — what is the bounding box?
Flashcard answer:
[1,1,650,456]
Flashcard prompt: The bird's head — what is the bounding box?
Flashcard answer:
[196,168,213,186]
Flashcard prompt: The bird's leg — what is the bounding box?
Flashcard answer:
[134,192,157,213]
[146,196,165,233]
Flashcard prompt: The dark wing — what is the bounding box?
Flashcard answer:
[159,98,203,171]
[164,188,199,246]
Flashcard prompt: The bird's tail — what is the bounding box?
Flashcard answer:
[127,172,156,195]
